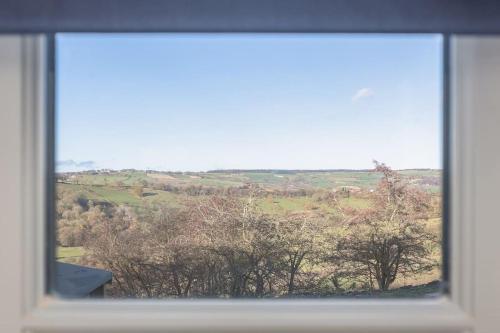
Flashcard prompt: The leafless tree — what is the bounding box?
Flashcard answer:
[329,162,438,291]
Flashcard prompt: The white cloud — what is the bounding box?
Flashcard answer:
[351,88,375,103]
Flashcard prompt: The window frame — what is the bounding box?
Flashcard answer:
[3,0,500,33]
[0,9,500,326]
[2,33,471,333]
[47,32,452,300]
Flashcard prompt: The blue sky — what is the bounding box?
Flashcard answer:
[56,34,442,172]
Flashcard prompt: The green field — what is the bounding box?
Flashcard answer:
[59,169,441,190]
[56,246,85,263]
[57,169,441,213]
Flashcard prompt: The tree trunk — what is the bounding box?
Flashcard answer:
[255,272,264,297]
[288,269,296,294]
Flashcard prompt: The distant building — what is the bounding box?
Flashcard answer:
[55,262,112,298]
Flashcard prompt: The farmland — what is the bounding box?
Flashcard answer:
[57,168,441,211]
[56,167,442,297]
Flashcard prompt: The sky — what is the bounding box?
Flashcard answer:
[56,34,442,172]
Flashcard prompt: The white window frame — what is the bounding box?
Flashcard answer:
[1,34,499,333]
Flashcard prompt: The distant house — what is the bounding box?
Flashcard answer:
[55,262,112,298]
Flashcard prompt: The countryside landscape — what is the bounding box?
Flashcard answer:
[55,34,442,298]
[56,163,442,298]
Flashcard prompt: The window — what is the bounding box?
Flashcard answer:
[3,2,500,333]
[53,34,444,299]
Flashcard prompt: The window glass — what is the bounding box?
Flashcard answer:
[54,34,443,298]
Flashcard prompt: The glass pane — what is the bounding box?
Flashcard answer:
[54,34,443,298]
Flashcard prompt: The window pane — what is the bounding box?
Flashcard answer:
[54,34,443,298]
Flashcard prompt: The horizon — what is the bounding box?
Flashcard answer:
[56,34,443,172]
[55,166,443,174]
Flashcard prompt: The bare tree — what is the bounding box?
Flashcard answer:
[329,162,438,291]
[278,212,324,295]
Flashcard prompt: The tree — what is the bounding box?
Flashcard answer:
[329,162,438,291]
[187,194,282,297]
[278,212,323,295]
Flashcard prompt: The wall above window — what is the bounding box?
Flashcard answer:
[2,0,500,33]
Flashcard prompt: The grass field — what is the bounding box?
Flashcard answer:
[336,280,441,298]
[58,183,377,214]
[58,169,441,211]
[56,246,85,263]
[59,169,441,191]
